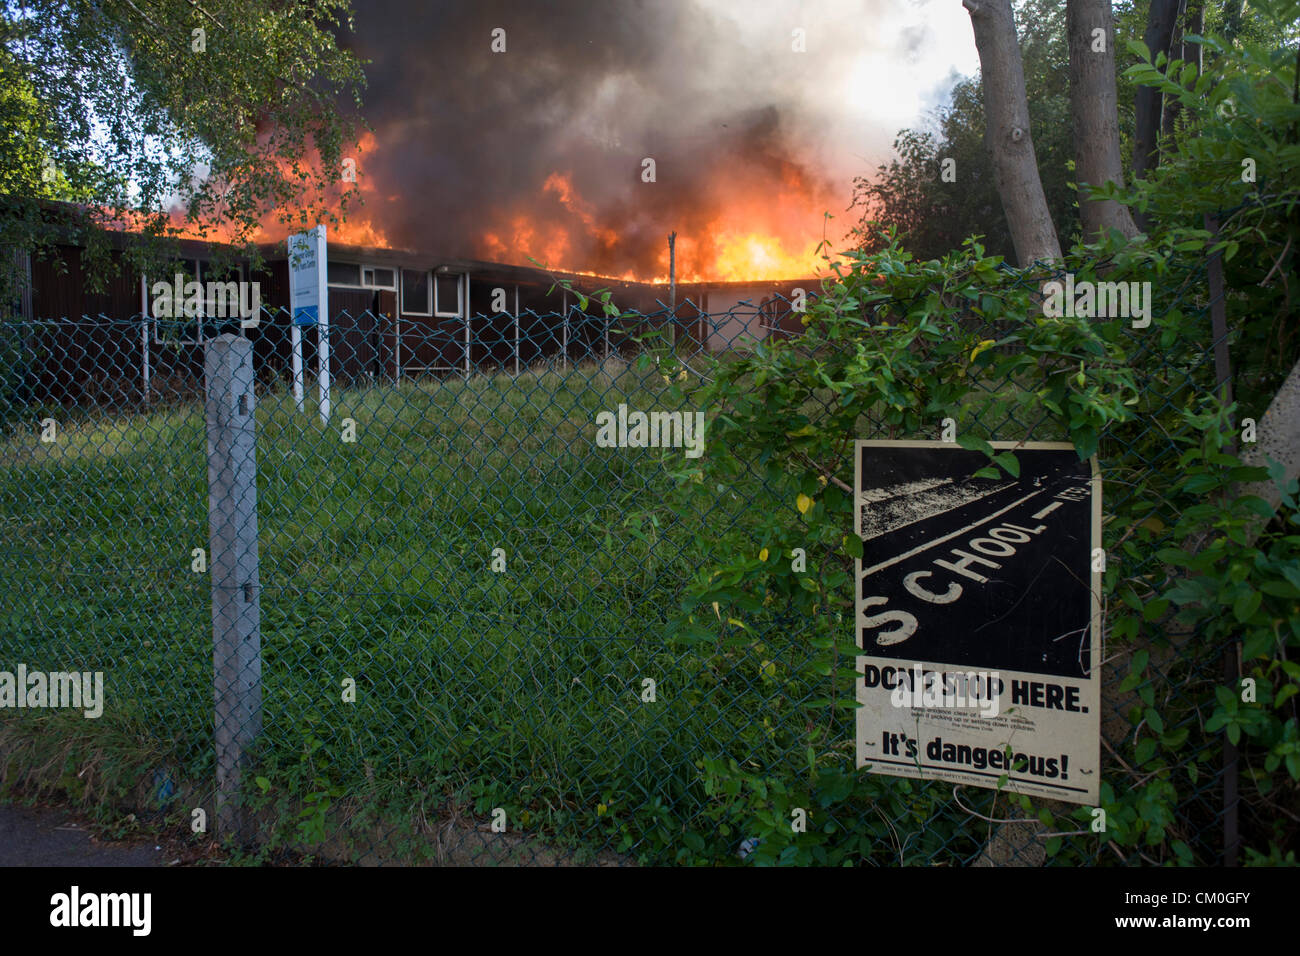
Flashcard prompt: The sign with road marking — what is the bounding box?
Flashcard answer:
[854,440,1101,805]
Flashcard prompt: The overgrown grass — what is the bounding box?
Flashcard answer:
[0,356,793,863]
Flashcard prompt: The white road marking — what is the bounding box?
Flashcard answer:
[860,489,1046,578]
[860,479,1017,539]
[1032,501,1063,520]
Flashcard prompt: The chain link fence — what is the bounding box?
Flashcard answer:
[0,269,1239,865]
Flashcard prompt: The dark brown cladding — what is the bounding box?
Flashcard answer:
[12,213,818,409]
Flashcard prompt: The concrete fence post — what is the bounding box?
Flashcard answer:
[204,334,263,843]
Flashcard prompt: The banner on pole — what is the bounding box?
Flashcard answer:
[288,227,326,329]
[287,226,330,422]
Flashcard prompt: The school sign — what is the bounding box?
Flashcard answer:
[854,441,1102,805]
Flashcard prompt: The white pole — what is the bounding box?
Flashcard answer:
[140,275,151,404]
[395,314,402,384]
[514,284,520,377]
[291,324,305,411]
[463,272,471,379]
[316,225,331,424]
[701,292,709,352]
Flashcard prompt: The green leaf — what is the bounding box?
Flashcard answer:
[1258,580,1300,599]
[1142,599,1170,622]
[1281,565,1300,592]
[1144,707,1164,735]
[1073,428,1099,461]
[1233,589,1261,622]
[1160,727,1189,749]
[991,452,1020,478]
[956,434,994,456]
[1127,38,1153,62]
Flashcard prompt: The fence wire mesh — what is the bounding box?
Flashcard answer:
[0,270,1240,865]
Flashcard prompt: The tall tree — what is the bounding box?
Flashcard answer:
[1163,1,1204,139]
[0,0,367,300]
[1223,0,1246,40]
[963,0,1062,264]
[852,0,1077,262]
[1133,0,1182,183]
[1067,0,1139,240]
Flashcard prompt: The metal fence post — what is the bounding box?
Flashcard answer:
[1206,213,1240,866]
[204,333,263,843]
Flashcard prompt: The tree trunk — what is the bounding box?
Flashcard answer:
[1133,0,1181,182]
[1161,0,1187,141]
[1223,0,1245,42]
[1189,1,1204,72]
[963,0,1062,265]
[1241,355,1300,539]
[1067,0,1139,242]
[962,0,1061,865]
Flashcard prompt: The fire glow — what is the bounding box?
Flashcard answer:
[252,134,848,282]
[254,131,392,249]
[159,133,847,283]
[477,166,847,283]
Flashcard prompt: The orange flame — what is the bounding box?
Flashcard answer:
[480,163,847,283]
[104,133,848,282]
[251,131,391,247]
[101,132,394,248]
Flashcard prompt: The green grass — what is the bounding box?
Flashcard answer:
[0,357,790,863]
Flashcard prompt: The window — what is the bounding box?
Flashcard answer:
[434,273,462,317]
[402,268,431,315]
[361,266,396,289]
[328,262,362,286]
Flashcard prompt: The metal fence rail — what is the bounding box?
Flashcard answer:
[0,282,1236,865]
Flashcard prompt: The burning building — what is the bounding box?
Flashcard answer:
[9,215,818,408]
[11,2,926,402]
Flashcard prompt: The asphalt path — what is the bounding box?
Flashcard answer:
[0,803,163,867]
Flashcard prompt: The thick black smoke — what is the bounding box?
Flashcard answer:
[341,0,857,274]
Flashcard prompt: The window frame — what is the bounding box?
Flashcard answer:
[401,268,432,316]
[433,272,463,318]
[365,266,397,290]
[328,261,363,287]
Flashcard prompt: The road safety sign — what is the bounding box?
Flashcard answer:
[854,440,1101,805]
